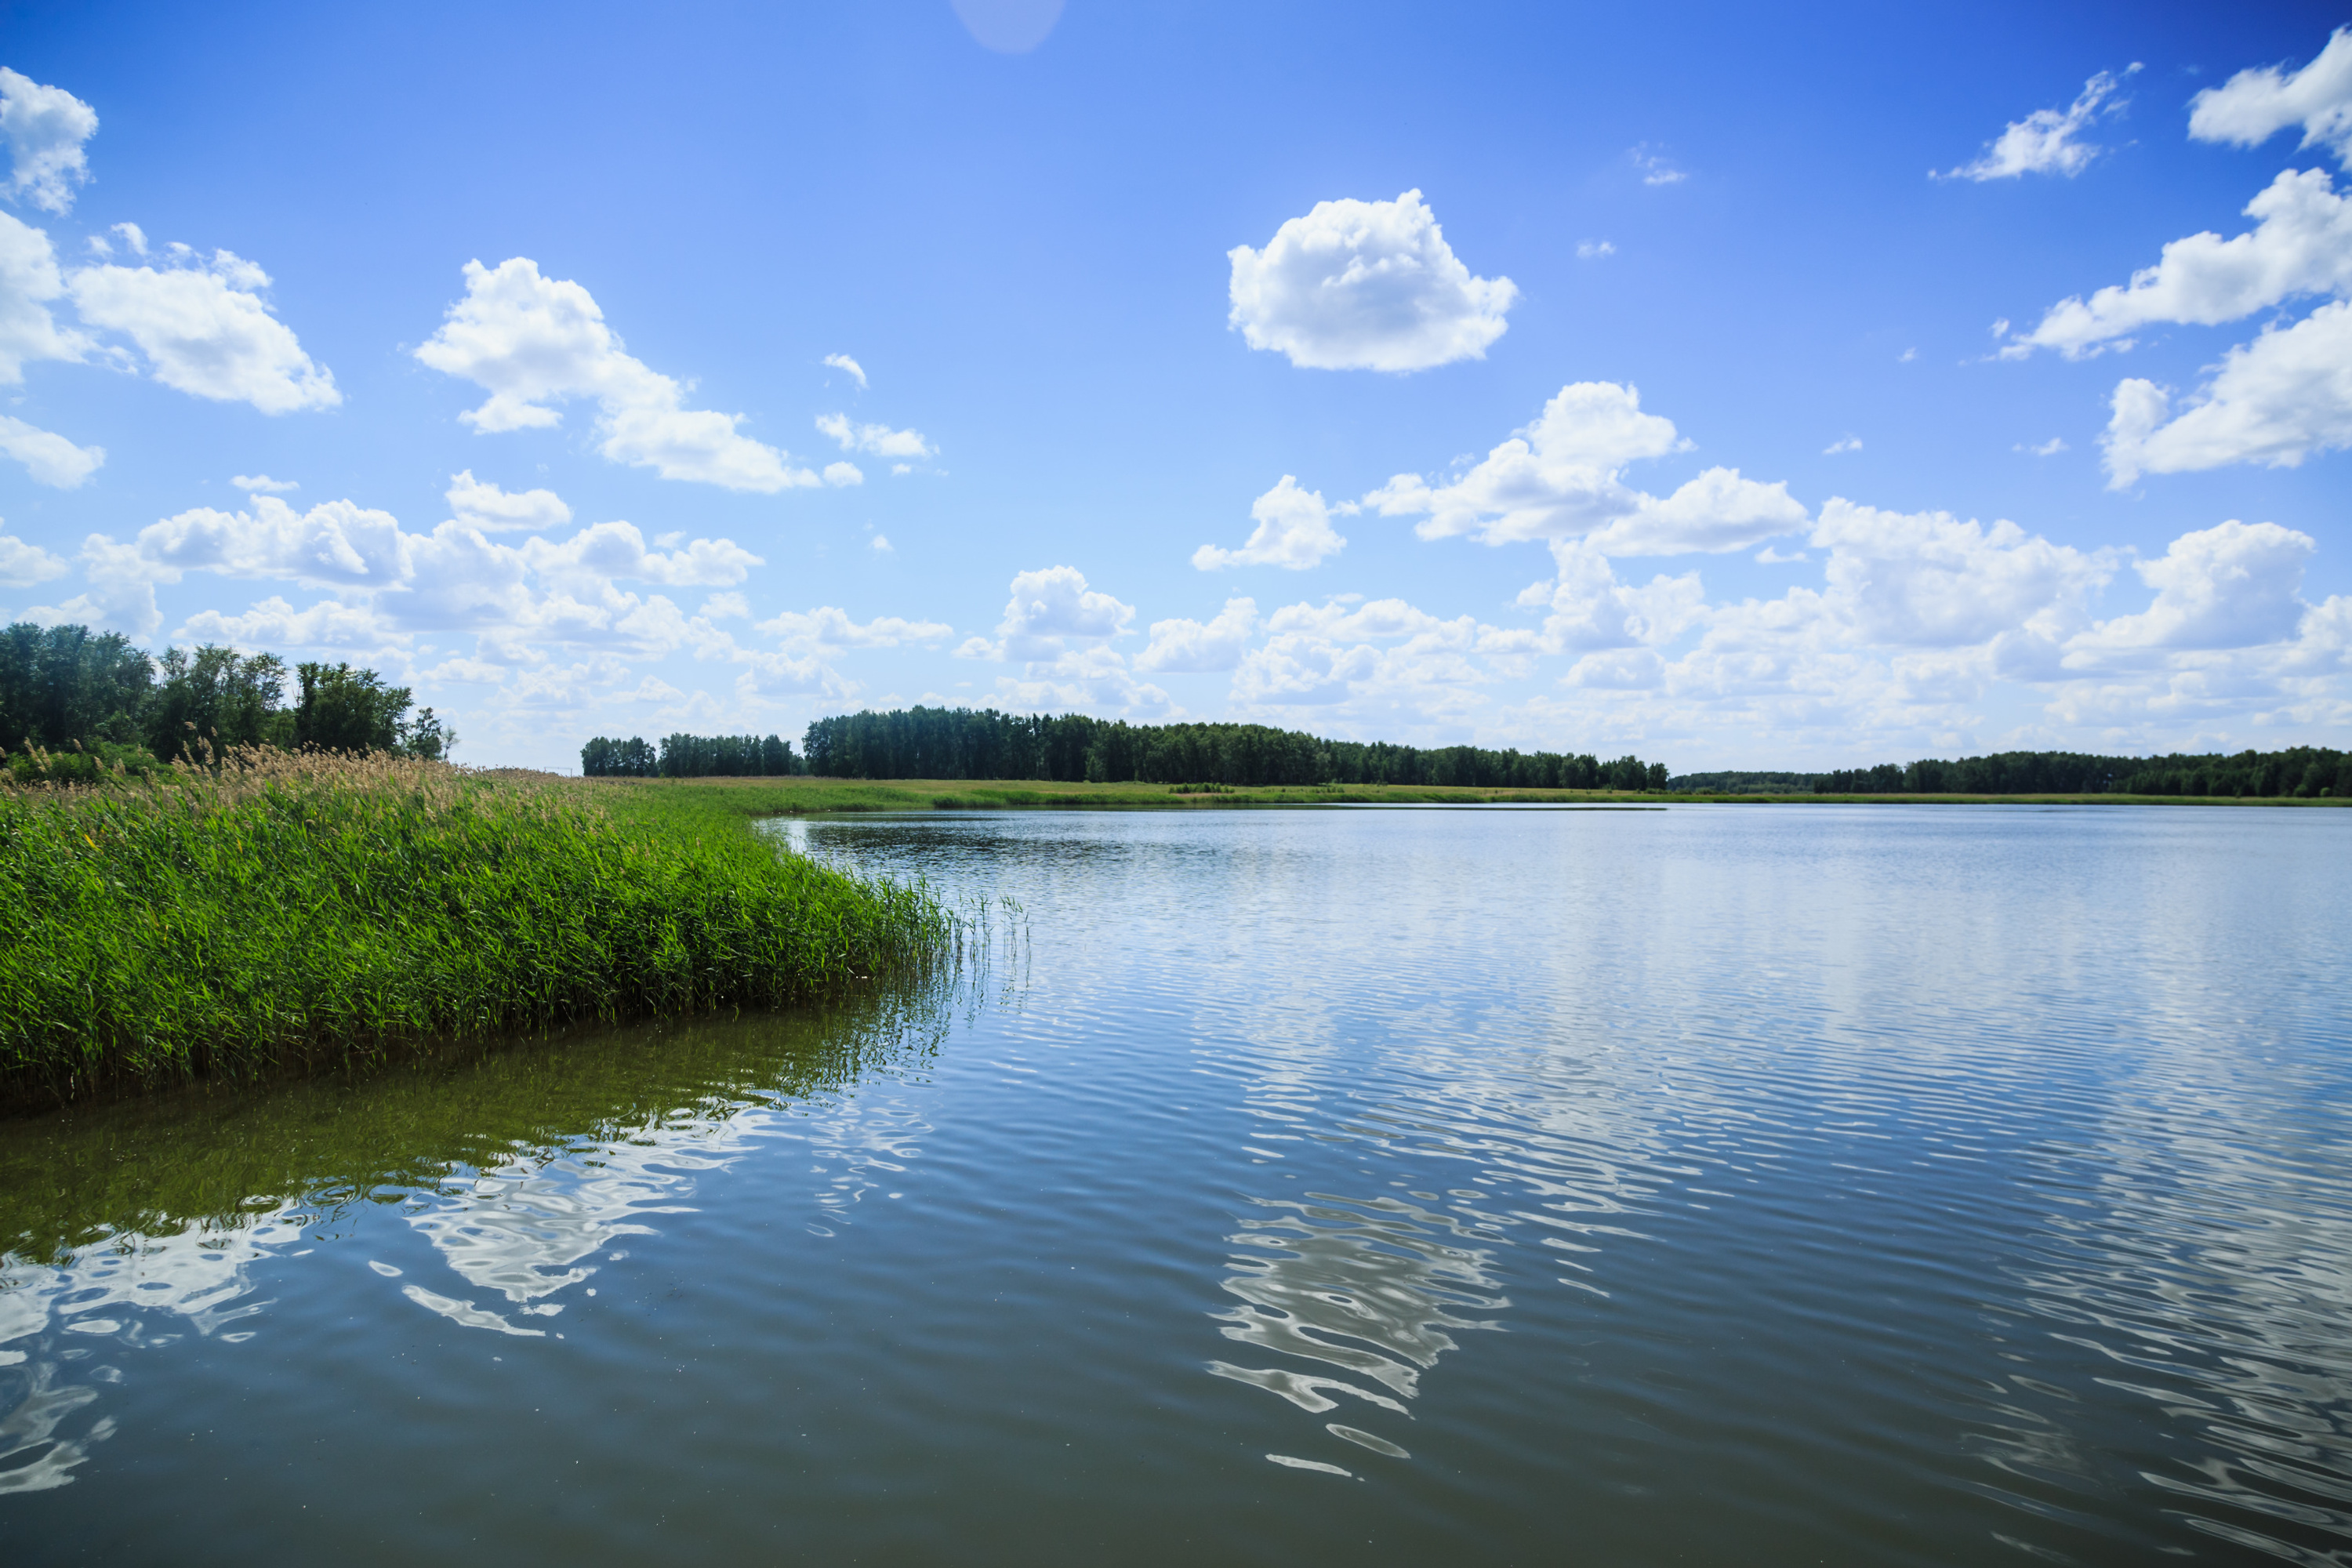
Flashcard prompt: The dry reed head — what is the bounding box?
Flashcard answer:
[2,742,608,826]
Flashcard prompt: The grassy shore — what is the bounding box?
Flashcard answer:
[581,775,2350,812]
[586,775,1690,812]
[0,751,950,1108]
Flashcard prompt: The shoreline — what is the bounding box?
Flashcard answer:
[581,775,2352,815]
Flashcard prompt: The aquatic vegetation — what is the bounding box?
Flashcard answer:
[0,749,951,1105]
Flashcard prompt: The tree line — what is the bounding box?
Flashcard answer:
[1809,747,2350,798]
[2,620,452,776]
[780,706,1668,789]
[581,732,804,777]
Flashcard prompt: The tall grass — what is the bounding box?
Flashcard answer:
[1,748,951,1105]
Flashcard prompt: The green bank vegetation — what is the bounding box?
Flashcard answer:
[583,773,1685,814]
[0,748,951,1109]
[592,772,2352,815]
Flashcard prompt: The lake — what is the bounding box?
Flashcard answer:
[3,804,2349,1563]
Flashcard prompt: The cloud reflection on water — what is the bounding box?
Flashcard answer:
[0,996,949,1492]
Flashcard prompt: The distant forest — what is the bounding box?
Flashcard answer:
[2,620,452,779]
[590,706,1666,788]
[580,733,804,778]
[1671,771,1820,795]
[590,708,2347,799]
[1809,748,2350,799]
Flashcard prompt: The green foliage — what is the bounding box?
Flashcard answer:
[1672,771,1824,795]
[582,735,660,776]
[5,739,165,787]
[401,706,454,762]
[0,754,949,1105]
[797,706,1653,789]
[2,620,449,766]
[293,661,407,753]
[0,622,154,752]
[582,732,803,778]
[1809,747,2352,798]
[144,645,291,757]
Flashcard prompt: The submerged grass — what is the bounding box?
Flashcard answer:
[1,750,952,1107]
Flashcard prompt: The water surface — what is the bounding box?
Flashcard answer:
[4,804,2348,1563]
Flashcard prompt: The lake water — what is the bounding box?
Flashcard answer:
[3,804,2349,1563]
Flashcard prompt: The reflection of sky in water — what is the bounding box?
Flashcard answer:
[399,1086,931,1333]
[809,808,2352,1556]
[0,1046,933,1492]
[0,1203,307,1490]
[1210,1193,1507,1460]
[2,807,2347,1563]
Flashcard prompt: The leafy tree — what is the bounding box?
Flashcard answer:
[795,706,1642,789]
[293,662,412,754]
[0,622,154,751]
[582,733,796,778]
[145,646,291,758]
[1809,746,2351,798]
[399,706,456,761]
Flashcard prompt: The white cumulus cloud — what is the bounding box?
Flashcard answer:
[1809,499,2113,650]
[232,474,299,493]
[1363,381,1806,555]
[49,491,766,659]
[523,521,762,590]
[1227,189,1518,372]
[1230,593,1508,711]
[1591,468,1809,557]
[1939,66,2138,181]
[0,412,101,486]
[2071,520,2314,653]
[178,595,408,652]
[2100,298,2352,485]
[822,352,868,390]
[0,209,85,381]
[1192,475,1349,571]
[94,221,146,258]
[415,257,818,492]
[2013,169,2352,358]
[69,246,339,412]
[957,564,1134,662]
[731,604,954,706]
[1517,542,1709,654]
[753,605,953,650]
[1630,144,1688,187]
[1137,597,1256,672]
[0,68,97,214]
[2189,27,2352,169]
[0,515,67,586]
[445,470,571,532]
[815,412,931,459]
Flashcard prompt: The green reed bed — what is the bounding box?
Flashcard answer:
[0,750,951,1105]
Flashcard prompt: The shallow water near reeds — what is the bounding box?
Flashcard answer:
[3,804,2350,1564]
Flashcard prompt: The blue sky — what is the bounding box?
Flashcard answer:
[2,2,2348,769]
